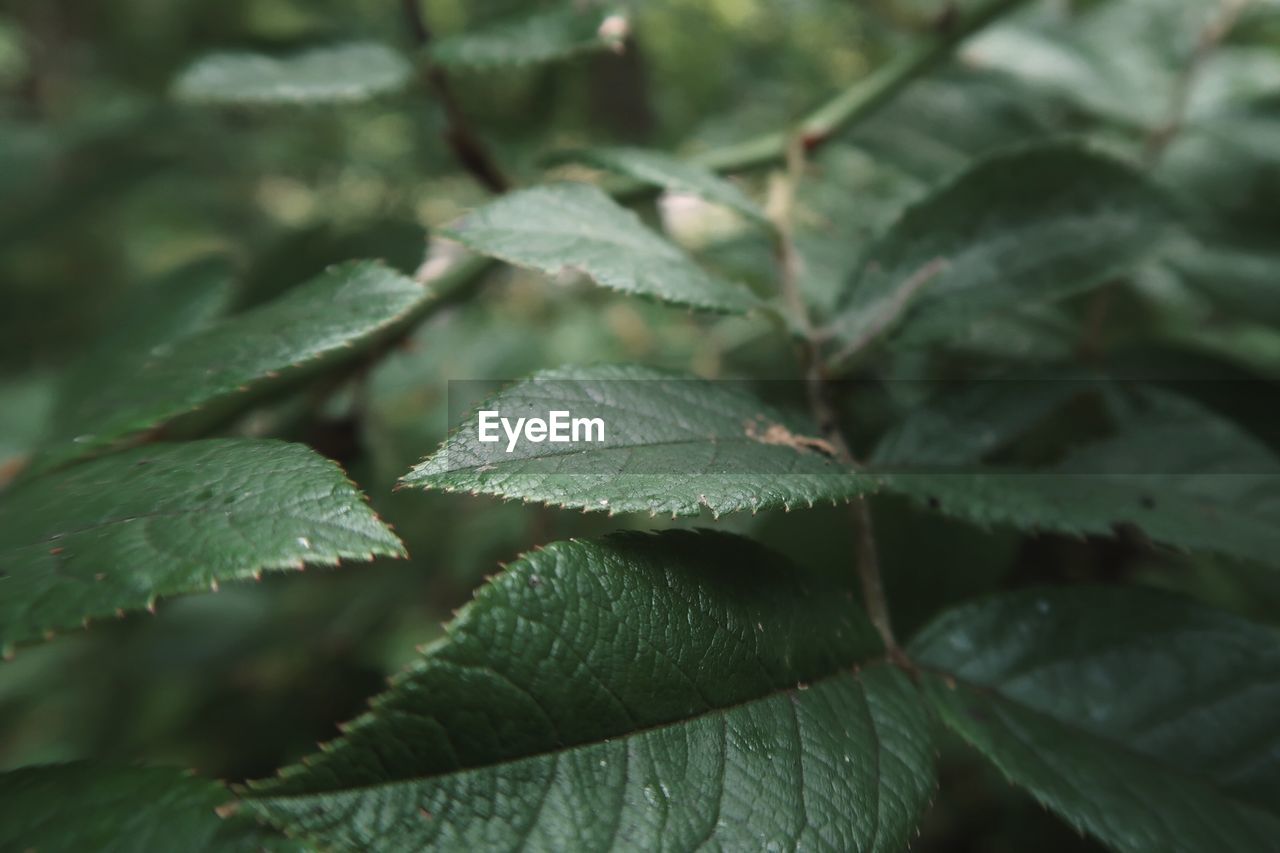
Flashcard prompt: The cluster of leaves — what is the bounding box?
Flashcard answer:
[2,0,1279,851]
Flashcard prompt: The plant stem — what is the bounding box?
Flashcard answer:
[389,1,1029,655]
[401,0,509,193]
[804,362,901,655]
[452,0,1028,276]
[851,496,900,657]
[1084,0,1248,356]
[606,0,1030,200]
[771,137,813,338]
[689,0,1033,175]
[768,129,901,657]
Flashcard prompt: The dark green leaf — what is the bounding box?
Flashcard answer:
[1169,243,1280,326]
[871,375,1085,467]
[0,439,403,650]
[847,71,1055,183]
[444,184,764,313]
[0,763,292,852]
[35,261,428,472]
[880,390,1280,565]
[54,258,234,425]
[969,1,1280,129]
[911,586,1280,852]
[401,364,873,515]
[830,145,1175,357]
[247,531,935,852]
[173,42,412,105]
[1161,98,1280,245]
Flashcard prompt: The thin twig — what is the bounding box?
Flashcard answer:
[1143,0,1250,165]
[393,0,1027,334]
[770,136,814,339]
[607,0,1034,200]
[375,0,1024,649]
[733,2,1032,659]
[851,496,903,661]
[808,365,902,656]
[768,134,902,657]
[401,0,509,193]
[1085,0,1249,357]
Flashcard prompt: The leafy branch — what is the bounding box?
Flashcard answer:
[1087,0,1250,356]
[443,0,1036,302]
[14,2,1276,851]
[410,0,1039,658]
[682,0,1035,176]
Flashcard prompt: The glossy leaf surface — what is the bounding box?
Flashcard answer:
[402,364,873,515]
[249,531,935,852]
[912,587,1280,852]
[0,439,402,649]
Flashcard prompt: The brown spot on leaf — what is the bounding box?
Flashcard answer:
[0,455,26,488]
[743,417,836,457]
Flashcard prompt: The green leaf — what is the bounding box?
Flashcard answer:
[830,145,1175,356]
[871,375,1085,467]
[401,364,874,515]
[431,7,628,71]
[929,302,1082,362]
[0,439,403,650]
[0,763,292,852]
[786,144,927,314]
[1161,98,1280,246]
[969,1,1280,129]
[880,390,1280,565]
[53,258,234,427]
[247,531,935,852]
[1169,243,1280,326]
[547,146,768,223]
[35,261,428,472]
[443,183,763,313]
[911,587,1280,852]
[847,70,1055,183]
[173,42,412,105]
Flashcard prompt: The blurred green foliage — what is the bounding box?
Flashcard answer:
[2,1,1279,850]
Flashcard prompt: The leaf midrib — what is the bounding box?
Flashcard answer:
[419,433,852,474]
[415,385,841,475]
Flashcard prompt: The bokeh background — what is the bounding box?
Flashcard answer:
[2,2,1278,850]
